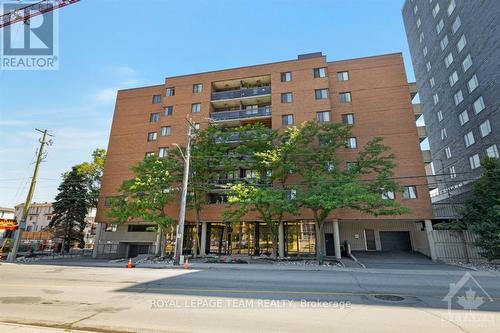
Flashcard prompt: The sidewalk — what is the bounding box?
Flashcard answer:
[0,322,94,333]
[7,257,500,277]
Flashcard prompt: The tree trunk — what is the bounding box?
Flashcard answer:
[193,206,201,258]
[315,222,324,265]
[270,224,278,259]
[160,228,167,258]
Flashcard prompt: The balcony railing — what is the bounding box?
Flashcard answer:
[432,203,464,219]
[214,130,272,144]
[211,85,271,101]
[211,106,272,122]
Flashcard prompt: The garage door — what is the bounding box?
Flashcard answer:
[379,231,411,252]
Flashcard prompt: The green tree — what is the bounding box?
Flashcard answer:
[74,148,106,208]
[188,125,240,257]
[49,168,89,252]
[107,155,182,257]
[289,121,409,263]
[461,157,499,260]
[223,124,298,258]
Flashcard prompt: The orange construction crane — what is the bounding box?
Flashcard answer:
[0,0,80,28]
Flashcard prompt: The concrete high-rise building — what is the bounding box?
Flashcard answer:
[402,0,500,205]
[95,52,435,259]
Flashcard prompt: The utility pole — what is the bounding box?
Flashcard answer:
[7,129,53,262]
[173,118,194,266]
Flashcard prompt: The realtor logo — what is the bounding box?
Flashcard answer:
[1,1,59,70]
[442,272,495,326]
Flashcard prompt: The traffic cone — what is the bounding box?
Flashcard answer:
[127,258,134,268]
[183,257,189,269]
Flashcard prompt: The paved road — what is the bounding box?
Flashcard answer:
[0,263,499,332]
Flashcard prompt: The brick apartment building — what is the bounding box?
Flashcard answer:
[94,52,435,259]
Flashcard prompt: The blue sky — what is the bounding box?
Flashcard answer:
[0,0,419,208]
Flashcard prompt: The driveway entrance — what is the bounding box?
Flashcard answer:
[352,251,468,270]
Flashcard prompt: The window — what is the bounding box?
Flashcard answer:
[432,3,440,17]
[447,0,456,16]
[429,77,435,88]
[342,113,355,125]
[145,152,155,157]
[449,166,457,179]
[416,18,421,28]
[150,113,160,122]
[419,32,425,43]
[315,88,329,100]
[194,123,200,131]
[458,110,469,126]
[445,146,452,159]
[313,67,327,78]
[479,119,491,137]
[281,72,292,82]
[147,132,157,142]
[473,96,485,114]
[454,90,463,105]
[191,103,201,113]
[403,186,418,199]
[282,114,294,125]
[444,52,454,68]
[462,54,472,72]
[285,189,297,200]
[437,110,443,122]
[105,224,117,232]
[164,106,173,116]
[486,144,499,158]
[161,126,171,136]
[337,71,349,81]
[152,95,161,104]
[339,92,352,103]
[449,71,459,86]
[281,92,293,103]
[464,131,475,147]
[433,93,439,105]
[440,35,449,50]
[316,111,331,123]
[469,154,480,170]
[165,87,175,96]
[345,137,357,149]
[423,46,428,57]
[382,191,395,200]
[159,147,169,158]
[436,19,444,34]
[426,62,432,72]
[452,16,461,33]
[193,83,203,93]
[441,128,447,140]
[456,35,467,53]
[128,224,156,232]
[467,74,479,93]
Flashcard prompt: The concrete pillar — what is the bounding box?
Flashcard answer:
[92,223,103,258]
[154,228,162,256]
[424,219,437,261]
[333,219,341,260]
[278,221,285,258]
[200,222,207,256]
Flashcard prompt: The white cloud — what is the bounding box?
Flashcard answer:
[95,88,117,102]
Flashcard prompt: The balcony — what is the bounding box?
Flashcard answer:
[211,85,271,101]
[432,203,464,219]
[211,106,272,122]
